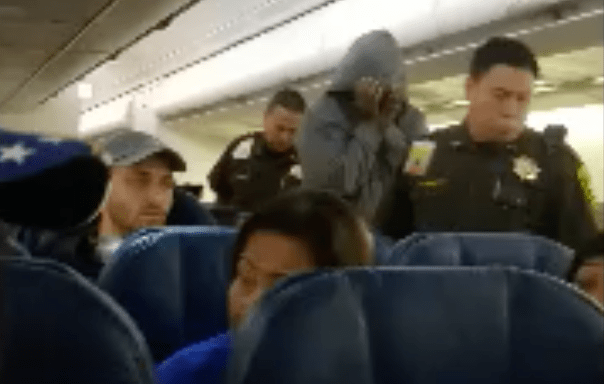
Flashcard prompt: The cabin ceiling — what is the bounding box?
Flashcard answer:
[0,0,201,113]
[0,0,601,133]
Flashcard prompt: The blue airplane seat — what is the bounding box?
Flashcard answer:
[386,232,575,278]
[97,226,238,362]
[167,188,217,226]
[372,231,395,265]
[0,257,154,384]
[226,266,604,384]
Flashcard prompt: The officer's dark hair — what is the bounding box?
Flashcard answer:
[265,88,306,114]
[567,232,604,282]
[470,37,539,79]
[229,189,372,281]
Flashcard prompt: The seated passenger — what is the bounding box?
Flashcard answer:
[569,233,604,305]
[155,189,373,384]
[11,129,187,277]
[15,129,215,278]
[0,128,155,382]
[92,128,187,262]
[10,129,215,279]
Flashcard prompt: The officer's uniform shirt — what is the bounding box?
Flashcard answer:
[375,124,598,253]
[208,132,302,212]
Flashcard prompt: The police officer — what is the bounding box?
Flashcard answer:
[375,37,598,254]
[208,88,306,212]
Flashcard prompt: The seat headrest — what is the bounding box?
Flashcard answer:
[372,231,395,265]
[0,257,154,383]
[387,232,574,278]
[167,188,216,226]
[97,226,238,361]
[227,267,603,384]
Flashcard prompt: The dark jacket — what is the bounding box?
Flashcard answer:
[296,30,427,221]
[208,132,301,212]
[0,221,27,257]
[15,221,104,278]
[375,124,599,254]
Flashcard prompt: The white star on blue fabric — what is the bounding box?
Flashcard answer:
[0,142,36,165]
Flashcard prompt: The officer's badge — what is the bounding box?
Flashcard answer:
[281,165,303,189]
[404,140,436,176]
[288,164,303,180]
[231,138,254,160]
[513,155,541,182]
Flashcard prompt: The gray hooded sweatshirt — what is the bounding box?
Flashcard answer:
[297,30,427,222]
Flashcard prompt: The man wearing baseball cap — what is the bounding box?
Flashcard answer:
[91,129,186,260]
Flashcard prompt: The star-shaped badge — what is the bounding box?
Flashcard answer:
[0,142,36,165]
[513,155,541,182]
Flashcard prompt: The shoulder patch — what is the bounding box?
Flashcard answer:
[576,163,598,213]
[231,138,254,160]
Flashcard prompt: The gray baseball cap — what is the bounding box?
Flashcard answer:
[92,128,186,171]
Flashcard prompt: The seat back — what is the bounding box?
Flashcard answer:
[387,232,574,278]
[372,231,394,265]
[0,257,154,384]
[167,188,216,226]
[227,266,604,384]
[97,226,238,361]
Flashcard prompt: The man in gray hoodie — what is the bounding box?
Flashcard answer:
[296,30,427,222]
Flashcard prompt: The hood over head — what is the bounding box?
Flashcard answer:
[330,30,405,92]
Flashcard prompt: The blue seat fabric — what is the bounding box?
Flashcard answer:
[227,266,604,384]
[0,257,154,384]
[98,226,238,362]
